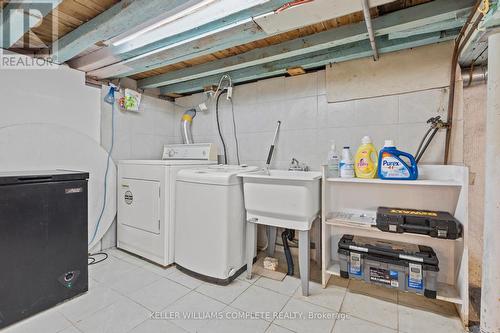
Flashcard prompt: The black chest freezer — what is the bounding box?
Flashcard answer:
[0,170,89,329]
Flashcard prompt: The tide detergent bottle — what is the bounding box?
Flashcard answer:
[354,136,378,178]
[377,140,418,180]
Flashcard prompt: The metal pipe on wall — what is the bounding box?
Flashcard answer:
[480,31,500,333]
[360,0,379,61]
[444,0,484,164]
[461,66,488,86]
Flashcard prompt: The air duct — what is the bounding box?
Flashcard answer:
[181,109,196,144]
[461,66,488,86]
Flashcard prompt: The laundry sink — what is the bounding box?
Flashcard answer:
[238,170,322,231]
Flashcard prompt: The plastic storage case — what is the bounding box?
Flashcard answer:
[338,235,439,298]
[376,207,463,240]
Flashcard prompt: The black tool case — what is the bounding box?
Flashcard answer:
[338,235,439,298]
[376,207,463,239]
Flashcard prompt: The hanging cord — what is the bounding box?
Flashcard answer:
[88,252,108,265]
[216,90,228,164]
[230,97,241,165]
[89,90,116,247]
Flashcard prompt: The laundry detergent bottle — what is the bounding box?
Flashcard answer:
[377,140,419,180]
[354,136,378,178]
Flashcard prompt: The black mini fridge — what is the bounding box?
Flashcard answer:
[0,170,89,329]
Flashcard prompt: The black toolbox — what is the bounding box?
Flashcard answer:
[376,207,463,239]
[338,235,439,298]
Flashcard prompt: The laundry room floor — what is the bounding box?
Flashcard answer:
[3,249,466,333]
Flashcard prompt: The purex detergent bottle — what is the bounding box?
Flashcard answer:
[377,140,418,180]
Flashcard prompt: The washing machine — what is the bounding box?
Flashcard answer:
[175,165,259,284]
[117,144,217,266]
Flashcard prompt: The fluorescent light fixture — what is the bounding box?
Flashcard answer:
[129,17,255,62]
[112,0,218,46]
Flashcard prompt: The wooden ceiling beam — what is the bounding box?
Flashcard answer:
[159,28,460,95]
[1,0,62,49]
[53,0,203,64]
[138,0,474,89]
[68,0,291,72]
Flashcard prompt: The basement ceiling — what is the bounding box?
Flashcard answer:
[2,0,496,96]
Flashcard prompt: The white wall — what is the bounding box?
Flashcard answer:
[175,70,449,170]
[0,66,100,140]
[0,65,108,249]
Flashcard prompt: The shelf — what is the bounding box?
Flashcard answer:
[325,262,462,304]
[324,219,463,242]
[326,262,340,276]
[326,177,462,187]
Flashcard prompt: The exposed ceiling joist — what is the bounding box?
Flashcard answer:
[86,20,267,79]
[68,0,288,72]
[138,0,474,89]
[53,0,204,64]
[459,1,499,66]
[83,0,403,80]
[160,28,460,95]
[1,0,62,49]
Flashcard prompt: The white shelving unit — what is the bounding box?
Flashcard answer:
[321,165,469,325]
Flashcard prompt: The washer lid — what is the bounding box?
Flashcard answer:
[177,165,259,185]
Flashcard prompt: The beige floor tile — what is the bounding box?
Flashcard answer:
[273,298,336,333]
[265,324,295,333]
[104,267,161,296]
[196,279,252,304]
[199,307,270,333]
[231,285,290,319]
[255,276,301,297]
[293,282,346,311]
[398,304,465,333]
[167,269,204,290]
[128,318,188,333]
[57,286,125,323]
[332,315,397,333]
[128,278,191,311]
[340,291,398,330]
[3,310,72,333]
[163,291,226,333]
[75,298,150,333]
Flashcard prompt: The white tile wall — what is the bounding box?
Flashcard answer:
[175,70,448,170]
[101,88,179,162]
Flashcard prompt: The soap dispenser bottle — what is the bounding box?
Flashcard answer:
[327,141,340,178]
[354,136,378,179]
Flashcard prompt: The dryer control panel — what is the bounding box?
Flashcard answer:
[162,143,217,161]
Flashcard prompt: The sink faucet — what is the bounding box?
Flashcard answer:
[289,158,309,171]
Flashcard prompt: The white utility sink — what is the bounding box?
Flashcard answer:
[238,169,322,231]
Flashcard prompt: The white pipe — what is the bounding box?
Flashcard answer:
[480,31,500,333]
[360,0,379,61]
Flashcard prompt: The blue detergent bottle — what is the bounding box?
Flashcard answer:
[377,140,418,180]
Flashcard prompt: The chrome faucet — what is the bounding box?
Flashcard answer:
[289,158,309,171]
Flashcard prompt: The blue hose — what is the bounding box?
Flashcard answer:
[89,92,115,247]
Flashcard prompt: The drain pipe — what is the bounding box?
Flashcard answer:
[360,0,378,61]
